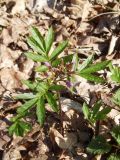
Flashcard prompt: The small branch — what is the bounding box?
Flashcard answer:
[57,92,64,136]
[95,121,100,136]
[87,11,120,22]
[112,145,120,150]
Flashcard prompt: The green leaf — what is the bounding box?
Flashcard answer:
[109,63,120,83]
[22,80,37,90]
[92,101,101,117]
[36,97,45,126]
[45,27,54,53]
[14,93,36,100]
[79,60,110,74]
[10,111,28,122]
[62,54,73,64]
[35,65,48,72]
[111,125,120,145]
[9,122,17,136]
[72,53,78,71]
[9,120,31,136]
[79,54,94,72]
[27,37,45,55]
[112,89,120,106]
[37,82,49,93]
[52,58,61,67]
[82,103,90,119]
[17,98,38,113]
[52,54,73,67]
[30,26,45,52]
[108,153,120,160]
[87,136,111,154]
[79,73,105,83]
[95,107,111,121]
[46,92,58,112]
[49,84,65,91]
[24,52,48,62]
[50,41,68,61]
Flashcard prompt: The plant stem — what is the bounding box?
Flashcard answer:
[57,92,64,136]
[95,121,100,136]
[112,145,120,150]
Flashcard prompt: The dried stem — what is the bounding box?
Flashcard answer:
[57,92,64,136]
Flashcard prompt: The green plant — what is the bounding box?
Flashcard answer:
[109,63,120,83]
[112,89,120,107]
[82,101,111,125]
[87,125,120,159]
[83,101,120,159]
[9,26,110,136]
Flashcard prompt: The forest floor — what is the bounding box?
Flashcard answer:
[0,0,120,160]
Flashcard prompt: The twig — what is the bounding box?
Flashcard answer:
[87,11,120,22]
[112,145,120,150]
[95,121,100,136]
[57,92,64,136]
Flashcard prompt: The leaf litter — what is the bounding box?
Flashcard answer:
[0,0,120,159]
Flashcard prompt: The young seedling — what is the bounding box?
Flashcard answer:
[9,26,110,136]
[83,101,120,159]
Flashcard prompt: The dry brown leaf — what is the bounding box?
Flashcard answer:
[0,68,22,91]
[81,1,92,21]
[108,35,118,55]
[0,45,22,69]
[50,128,77,150]
[12,0,26,14]
[1,28,13,46]
[0,17,9,27]
[76,22,93,34]
[61,17,76,28]
[69,0,92,20]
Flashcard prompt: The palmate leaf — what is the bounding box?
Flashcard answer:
[111,125,120,145]
[46,92,58,112]
[17,98,38,113]
[9,120,31,136]
[36,97,45,126]
[24,52,48,62]
[79,60,110,74]
[30,26,45,52]
[45,27,54,54]
[108,153,120,160]
[50,41,68,61]
[79,73,105,83]
[87,136,111,154]
[27,37,45,55]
